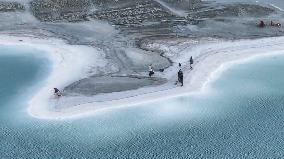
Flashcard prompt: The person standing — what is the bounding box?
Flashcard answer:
[178,69,184,86]
[148,64,154,77]
[259,20,265,28]
[190,56,194,70]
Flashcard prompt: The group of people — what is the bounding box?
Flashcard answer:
[258,20,281,28]
[176,56,194,87]
[54,57,194,97]
[148,56,194,87]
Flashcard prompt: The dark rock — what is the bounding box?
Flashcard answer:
[30,0,92,22]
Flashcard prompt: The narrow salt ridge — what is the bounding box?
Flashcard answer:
[49,37,284,120]
[2,36,284,120]
[269,3,284,11]
[153,0,188,17]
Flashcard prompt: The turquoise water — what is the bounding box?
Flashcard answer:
[0,46,50,118]
[1,46,284,158]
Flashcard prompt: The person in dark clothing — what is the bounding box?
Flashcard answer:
[179,63,182,67]
[149,71,154,77]
[190,56,194,70]
[180,75,183,87]
[149,65,154,77]
[178,69,184,86]
[54,88,62,97]
[259,20,265,28]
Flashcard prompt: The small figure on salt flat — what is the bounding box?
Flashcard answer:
[270,21,281,27]
[148,64,154,77]
[178,69,184,86]
[190,56,194,70]
[258,20,265,28]
[271,20,275,26]
[54,88,62,97]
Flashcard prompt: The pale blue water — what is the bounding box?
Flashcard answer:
[1,46,284,158]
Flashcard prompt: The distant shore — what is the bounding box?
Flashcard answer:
[1,36,283,120]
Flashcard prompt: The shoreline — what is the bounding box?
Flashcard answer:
[1,35,284,120]
[49,37,284,120]
[0,35,106,119]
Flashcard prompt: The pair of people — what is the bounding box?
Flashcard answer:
[259,20,281,28]
[179,56,194,70]
[176,56,194,86]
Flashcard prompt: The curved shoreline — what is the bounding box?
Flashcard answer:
[50,37,284,120]
[0,35,106,119]
[1,35,284,120]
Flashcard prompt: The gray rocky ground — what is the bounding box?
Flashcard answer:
[0,2,24,12]
[1,0,284,96]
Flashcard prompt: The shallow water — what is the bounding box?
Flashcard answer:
[0,46,49,117]
[1,46,284,158]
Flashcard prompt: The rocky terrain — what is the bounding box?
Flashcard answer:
[90,1,175,26]
[30,0,92,22]
[0,1,25,12]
